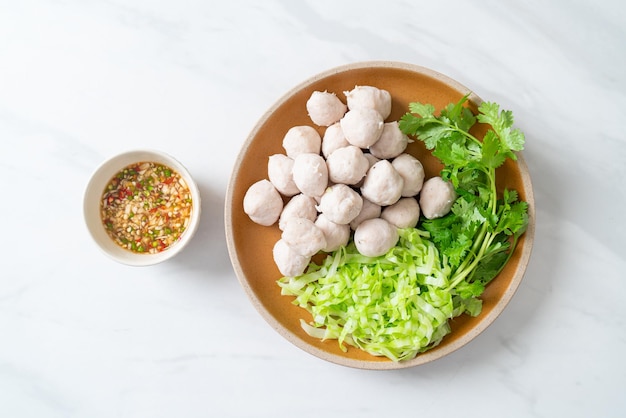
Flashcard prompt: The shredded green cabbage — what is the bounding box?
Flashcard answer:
[277,228,482,362]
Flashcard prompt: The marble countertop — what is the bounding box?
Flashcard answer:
[1,1,624,417]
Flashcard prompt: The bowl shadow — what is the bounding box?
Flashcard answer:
[169,180,232,277]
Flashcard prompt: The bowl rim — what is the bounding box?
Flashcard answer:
[83,148,202,267]
[225,60,535,369]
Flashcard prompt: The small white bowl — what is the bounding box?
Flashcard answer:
[83,149,201,266]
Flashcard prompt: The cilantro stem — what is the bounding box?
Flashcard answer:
[445,164,499,292]
[446,228,497,291]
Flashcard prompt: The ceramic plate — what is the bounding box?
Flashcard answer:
[225,61,535,369]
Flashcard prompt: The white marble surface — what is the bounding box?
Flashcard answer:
[1,0,625,417]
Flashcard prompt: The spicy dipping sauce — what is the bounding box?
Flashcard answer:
[100,162,193,254]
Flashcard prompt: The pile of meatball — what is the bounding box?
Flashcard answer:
[243,85,456,277]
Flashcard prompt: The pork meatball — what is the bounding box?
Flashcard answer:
[281,217,327,258]
[355,152,381,188]
[340,108,384,148]
[369,121,409,159]
[326,145,370,185]
[315,213,350,252]
[381,197,420,228]
[267,154,299,197]
[321,122,349,158]
[349,198,381,230]
[273,239,310,277]
[391,153,425,197]
[306,91,347,127]
[363,152,380,167]
[360,160,404,206]
[419,176,457,219]
[292,153,328,198]
[243,179,284,226]
[344,85,392,119]
[278,193,318,230]
[316,183,363,225]
[282,126,322,158]
[354,218,399,257]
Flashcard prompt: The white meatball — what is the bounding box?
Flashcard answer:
[326,145,370,185]
[306,91,347,127]
[349,198,381,230]
[381,197,421,228]
[292,153,328,198]
[278,194,318,230]
[419,176,457,219]
[391,153,425,197]
[340,108,384,148]
[316,184,363,225]
[369,121,409,159]
[315,213,350,252]
[282,126,321,158]
[355,153,381,188]
[321,122,349,158]
[354,218,399,257]
[273,239,310,277]
[281,217,327,258]
[243,179,284,226]
[363,152,380,167]
[344,85,392,120]
[360,160,404,206]
[267,154,299,197]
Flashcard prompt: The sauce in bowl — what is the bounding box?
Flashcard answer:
[100,161,193,254]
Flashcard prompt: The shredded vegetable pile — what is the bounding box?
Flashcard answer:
[278,95,528,362]
[279,229,483,361]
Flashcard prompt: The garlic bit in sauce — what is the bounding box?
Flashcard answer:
[100,162,193,254]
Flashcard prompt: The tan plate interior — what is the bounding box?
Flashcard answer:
[225,61,535,370]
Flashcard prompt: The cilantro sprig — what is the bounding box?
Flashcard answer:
[399,94,528,297]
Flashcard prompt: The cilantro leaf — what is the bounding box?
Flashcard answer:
[503,189,519,204]
[480,131,507,169]
[477,101,525,153]
[417,124,459,150]
[408,102,436,118]
[440,94,477,132]
[432,131,477,166]
[496,200,529,236]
